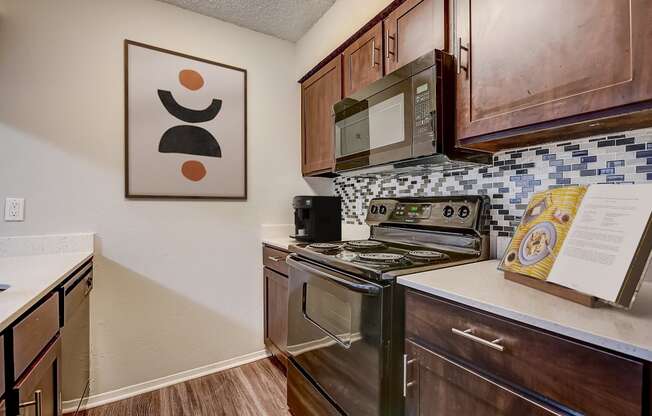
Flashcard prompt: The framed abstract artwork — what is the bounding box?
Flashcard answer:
[124,40,247,199]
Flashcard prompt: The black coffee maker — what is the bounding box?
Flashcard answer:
[292,196,342,242]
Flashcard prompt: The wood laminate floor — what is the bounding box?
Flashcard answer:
[77,358,290,416]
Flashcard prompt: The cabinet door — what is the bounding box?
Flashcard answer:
[13,337,61,416]
[343,22,383,97]
[455,0,652,145]
[405,340,564,416]
[264,267,289,369]
[384,0,447,74]
[301,56,342,176]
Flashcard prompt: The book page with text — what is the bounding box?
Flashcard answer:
[547,184,652,301]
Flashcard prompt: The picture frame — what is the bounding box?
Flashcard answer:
[124,40,247,199]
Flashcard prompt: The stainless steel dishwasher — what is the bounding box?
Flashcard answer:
[59,258,93,415]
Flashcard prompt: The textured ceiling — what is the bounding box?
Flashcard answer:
[158,0,336,41]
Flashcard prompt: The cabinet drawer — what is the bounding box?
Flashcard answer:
[405,289,643,416]
[263,246,290,276]
[63,263,93,324]
[12,292,60,381]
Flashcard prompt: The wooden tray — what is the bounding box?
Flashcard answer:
[504,271,599,308]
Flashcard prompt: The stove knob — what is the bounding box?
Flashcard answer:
[443,205,454,218]
[379,205,387,215]
[370,205,379,214]
[458,205,470,218]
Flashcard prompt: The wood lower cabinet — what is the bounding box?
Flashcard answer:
[0,334,5,402]
[405,289,646,416]
[384,0,447,74]
[11,336,62,416]
[301,56,342,176]
[262,245,290,371]
[405,340,560,416]
[455,0,652,149]
[264,267,289,370]
[343,22,383,97]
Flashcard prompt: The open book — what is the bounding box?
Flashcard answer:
[499,184,652,307]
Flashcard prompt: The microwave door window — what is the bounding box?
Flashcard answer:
[369,93,405,150]
[336,110,370,157]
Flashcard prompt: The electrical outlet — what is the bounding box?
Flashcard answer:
[4,198,25,222]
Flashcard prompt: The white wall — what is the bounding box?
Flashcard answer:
[0,0,330,396]
[295,0,394,78]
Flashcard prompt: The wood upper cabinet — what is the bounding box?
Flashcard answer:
[405,340,560,416]
[301,56,342,176]
[343,22,383,97]
[384,0,447,74]
[455,0,652,147]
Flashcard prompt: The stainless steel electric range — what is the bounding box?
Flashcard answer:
[286,195,491,416]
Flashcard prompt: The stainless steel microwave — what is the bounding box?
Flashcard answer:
[333,50,490,174]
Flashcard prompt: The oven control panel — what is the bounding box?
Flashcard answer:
[366,197,484,229]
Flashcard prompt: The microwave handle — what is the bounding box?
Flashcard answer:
[287,254,381,295]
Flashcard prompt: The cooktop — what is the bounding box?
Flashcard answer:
[292,238,483,281]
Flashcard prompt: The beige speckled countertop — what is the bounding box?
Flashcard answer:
[0,233,94,332]
[398,260,652,361]
[0,251,92,332]
[261,223,370,251]
[262,237,297,251]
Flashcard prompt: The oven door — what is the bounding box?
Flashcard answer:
[287,254,387,416]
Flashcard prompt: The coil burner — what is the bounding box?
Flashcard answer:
[344,240,386,250]
[307,243,341,251]
[357,253,406,264]
[406,250,449,261]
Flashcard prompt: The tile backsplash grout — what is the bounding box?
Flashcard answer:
[335,127,652,241]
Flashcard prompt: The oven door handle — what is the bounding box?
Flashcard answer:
[287,254,381,295]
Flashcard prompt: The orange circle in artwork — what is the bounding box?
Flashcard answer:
[181,160,207,181]
[179,69,204,91]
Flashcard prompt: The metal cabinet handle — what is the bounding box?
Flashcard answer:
[385,30,389,59]
[19,390,42,416]
[403,354,417,397]
[452,328,504,352]
[371,38,376,68]
[84,275,93,296]
[385,31,396,61]
[267,256,285,262]
[456,36,469,75]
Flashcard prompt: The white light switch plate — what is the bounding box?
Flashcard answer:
[5,198,25,221]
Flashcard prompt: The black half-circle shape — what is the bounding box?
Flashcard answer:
[159,125,222,158]
[157,90,222,123]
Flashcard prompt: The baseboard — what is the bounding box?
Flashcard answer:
[62,349,271,413]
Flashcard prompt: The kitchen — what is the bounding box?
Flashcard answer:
[1,0,651,415]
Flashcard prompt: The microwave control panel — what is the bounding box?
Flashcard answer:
[414,82,433,137]
[366,198,482,229]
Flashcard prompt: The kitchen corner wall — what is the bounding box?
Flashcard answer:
[336,127,652,242]
[0,0,331,397]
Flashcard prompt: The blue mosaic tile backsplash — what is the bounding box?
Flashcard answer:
[334,127,652,238]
